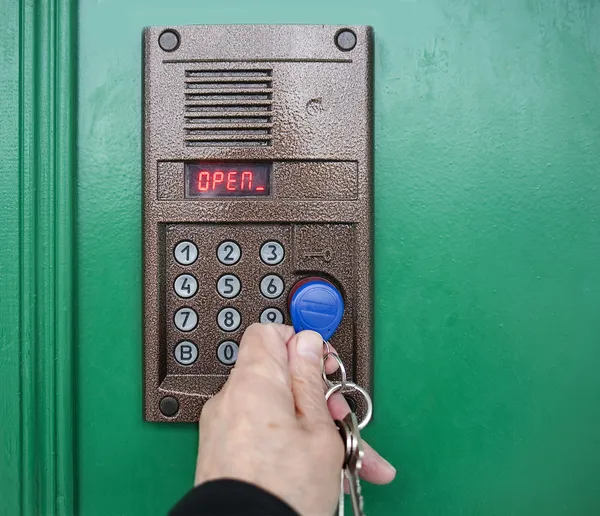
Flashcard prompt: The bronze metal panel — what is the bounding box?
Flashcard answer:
[143,24,373,422]
[273,161,359,200]
[157,162,184,200]
[157,160,359,201]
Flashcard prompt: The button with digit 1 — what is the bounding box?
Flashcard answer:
[174,241,198,265]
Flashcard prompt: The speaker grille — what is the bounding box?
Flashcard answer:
[184,69,273,147]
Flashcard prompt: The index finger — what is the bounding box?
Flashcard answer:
[232,323,295,387]
[234,323,294,373]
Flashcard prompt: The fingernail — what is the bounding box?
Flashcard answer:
[381,456,396,474]
[296,331,321,363]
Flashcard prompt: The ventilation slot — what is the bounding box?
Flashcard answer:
[184,69,273,147]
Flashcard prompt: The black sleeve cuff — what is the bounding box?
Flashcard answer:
[168,478,300,516]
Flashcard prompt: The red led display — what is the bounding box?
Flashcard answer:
[185,163,271,197]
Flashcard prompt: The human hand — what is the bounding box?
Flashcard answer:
[194,323,395,516]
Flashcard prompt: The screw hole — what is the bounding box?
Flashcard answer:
[158,29,180,52]
[335,29,357,51]
[159,396,180,417]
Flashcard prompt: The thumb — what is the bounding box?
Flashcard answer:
[287,330,330,426]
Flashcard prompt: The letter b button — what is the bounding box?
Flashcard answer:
[174,341,198,366]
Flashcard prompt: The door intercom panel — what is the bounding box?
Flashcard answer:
[142,24,373,422]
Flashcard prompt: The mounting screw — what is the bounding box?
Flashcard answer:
[158,29,180,52]
[335,29,357,51]
[159,396,179,417]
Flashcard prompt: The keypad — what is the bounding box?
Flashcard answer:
[260,241,285,265]
[174,341,198,365]
[217,241,241,265]
[260,274,285,299]
[174,241,198,265]
[174,274,198,298]
[217,307,241,332]
[166,226,291,375]
[174,307,198,332]
[217,274,241,299]
[217,341,239,365]
[260,308,284,324]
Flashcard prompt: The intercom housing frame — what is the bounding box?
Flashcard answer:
[142,24,374,422]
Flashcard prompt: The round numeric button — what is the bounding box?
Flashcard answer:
[217,274,241,299]
[174,308,198,332]
[260,241,285,265]
[174,241,198,265]
[174,274,198,298]
[217,241,241,265]
[260,275,285,299]
[217,307,241,332]
[217,341,239,365]
[174,341,198,366]
[260,308,284,324]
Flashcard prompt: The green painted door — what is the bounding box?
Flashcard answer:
[2,0,600,514]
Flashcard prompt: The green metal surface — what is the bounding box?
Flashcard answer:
[2,0,600,514]
[0,0,75,514]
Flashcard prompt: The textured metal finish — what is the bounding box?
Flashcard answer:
[143,24,373,422]
[149,222,362,421]
[157,160,359,201]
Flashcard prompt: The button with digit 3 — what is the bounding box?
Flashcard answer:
[260,274,285,299]
[174,274,198,298]
[174,341,198,366]
[217,274,241,299]
[217,241,241,265]
[260,307,284,324]
[217,340,239,365]
[174,307,198,332]
[217,307,241,332]
[174,241,198,265]
[260,241,285,265]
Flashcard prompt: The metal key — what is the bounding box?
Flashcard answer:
[337,468,345,516]
[335,416,351,516]
[335,412,366,516]
[344,412,365,515]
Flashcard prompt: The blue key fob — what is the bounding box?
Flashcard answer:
[288,278,344,341]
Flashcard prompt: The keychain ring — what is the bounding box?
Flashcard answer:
[321,352,347,389]
[322,340,333,355]
[325,381,373,430]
